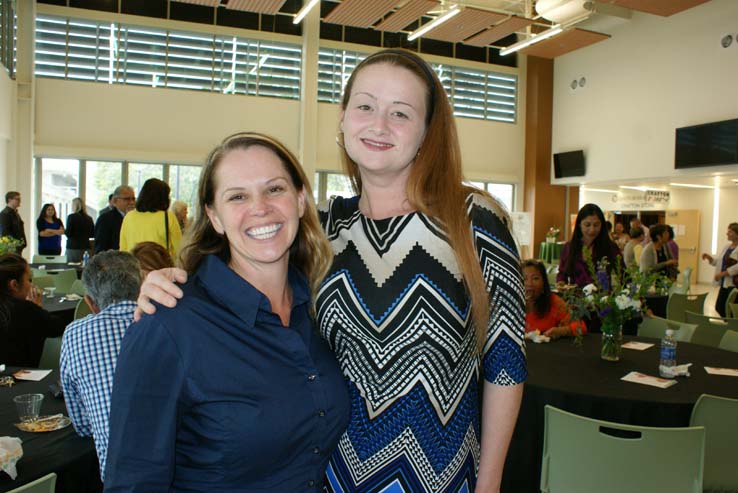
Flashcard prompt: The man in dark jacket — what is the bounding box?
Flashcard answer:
[0,191,27,255]
[94,186,135,253]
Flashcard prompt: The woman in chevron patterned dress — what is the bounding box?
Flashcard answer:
[137,49,526,493]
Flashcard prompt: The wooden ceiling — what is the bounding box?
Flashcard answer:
[168,0,714,58]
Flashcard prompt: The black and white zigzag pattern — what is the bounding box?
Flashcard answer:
[318,194,527,492]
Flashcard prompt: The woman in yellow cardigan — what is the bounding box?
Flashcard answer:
[119,178,181,257]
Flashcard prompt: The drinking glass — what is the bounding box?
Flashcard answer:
[13,393,44,422]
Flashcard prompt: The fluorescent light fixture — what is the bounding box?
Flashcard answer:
[669,182,714,189]
[499,24,563,56]
[293,0,320,24]
[581,187,618,193]
[407,6,461,42]
[619,186,668,192]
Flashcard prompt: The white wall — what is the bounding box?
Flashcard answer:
[551,0,738,186]
[0,69,13,195]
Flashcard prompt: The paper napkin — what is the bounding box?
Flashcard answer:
[704,367,738,377]
[622,341,654,351]
[621,371,677,389]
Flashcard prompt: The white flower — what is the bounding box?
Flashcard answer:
[615,294,631,310]
[582,284,597,295]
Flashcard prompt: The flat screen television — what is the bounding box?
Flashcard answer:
[675,118,738,169]
[553,150,585,178]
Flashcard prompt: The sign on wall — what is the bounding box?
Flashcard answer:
[608,190,671,210]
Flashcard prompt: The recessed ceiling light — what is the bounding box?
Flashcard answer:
[669,183,714,189]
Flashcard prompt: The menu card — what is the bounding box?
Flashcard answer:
[704,367,738,377]
[621,341,654,351]
[621,371,677,389]
[13,369,52,381]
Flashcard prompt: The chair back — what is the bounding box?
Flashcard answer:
[730,302,738,319]
[685,311,738,347]
[667,292,707,322]
[69,279,86,296]
[6,472,57,493]
[546,265,558,287]
[49,269,78,294]
[725,288,738,319]
[38,337,62,372]
[669,267,693,295]
[689,394,738,491]
[32,255,67,264]
[541,405,704,493]
[31,275,55,289]
[637,316,696,342]
[718,330,738,353]
[74,298,93,320]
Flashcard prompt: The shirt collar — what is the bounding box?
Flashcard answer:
[98,300,138,316]
[194,254,310,327]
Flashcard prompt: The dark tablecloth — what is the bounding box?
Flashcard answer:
[0,368,102,493]
[502,335,738,493]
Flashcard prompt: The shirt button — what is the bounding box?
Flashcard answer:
[307,480,315,487]
[318,409,326,417]
[313,447,320,454]
[307,374,317,381]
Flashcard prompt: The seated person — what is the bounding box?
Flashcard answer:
[0,253,67,367]
[130,241,174,279]
[523,259,586,339]
[59,250,142,475]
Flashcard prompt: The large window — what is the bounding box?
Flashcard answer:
[318,48,518,123]
[35,14,302,99]
[85,161,122,218]
[467,180,515,212]
[40,158,80,227]
[0,0,14,77]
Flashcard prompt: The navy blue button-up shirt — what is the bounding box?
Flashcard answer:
[104,255,350,493]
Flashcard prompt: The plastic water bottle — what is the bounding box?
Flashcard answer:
[659,329,677,378]
[82,251,90,267]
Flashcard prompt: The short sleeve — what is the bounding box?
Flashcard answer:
[467,194,527,386]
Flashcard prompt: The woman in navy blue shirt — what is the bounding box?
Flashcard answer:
[36,203,65,255]
[104,133,350,492]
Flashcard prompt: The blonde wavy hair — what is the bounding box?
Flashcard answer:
[179,132,333,299]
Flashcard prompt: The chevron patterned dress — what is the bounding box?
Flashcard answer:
[318,193,527,493]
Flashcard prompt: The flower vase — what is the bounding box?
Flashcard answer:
[546,236,556,243]
[600,322,623,362]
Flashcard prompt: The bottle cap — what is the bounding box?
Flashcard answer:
[665,329,675,336]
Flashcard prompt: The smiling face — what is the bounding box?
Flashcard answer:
[523,266,545,303]
[728,228,738,243]
[206,146,305,279]
[340,63,428,183]
[580,214,602,246]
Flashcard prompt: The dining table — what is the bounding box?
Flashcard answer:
[41,294,80,326]
[501,334,738,493]
[29,263,84,279]
[0,368,102,493]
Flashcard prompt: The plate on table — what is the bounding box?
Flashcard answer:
[14,415,72,433]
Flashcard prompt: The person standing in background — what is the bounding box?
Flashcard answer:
[623,226,644,268]
[119,179,181,258]
[36,203,65,256]
[0,192,27,255]
[630,217,650,246]
[702,222,738,317]
[98,194,114,217]
[65,197,95,262]
[666,225,679,263]
[170,200,189,232]
[94,186,135,253]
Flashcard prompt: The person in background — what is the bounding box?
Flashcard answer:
[630,217,650,245]
[0,253,66,367]
[702,222,738,317]
[605,220,614,242]
[98,194,114,217]
[523,259,586,339]
[104,133,350,492]
[557,203,623,288]
[640,223,678,280]
[36,203,65,256]
[130,241,173,279]
[666,224,679,262]
[65,197,95,262]
[0,191,27,255]
[135,49,527,493]
[119,178,181,258]
[623,226,644,268]
[94,186,135,253]
[170,200,189,232]
[612,222,629,251]
[60,251,141,476]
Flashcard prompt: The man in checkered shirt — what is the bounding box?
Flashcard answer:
[60,250,141,476]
